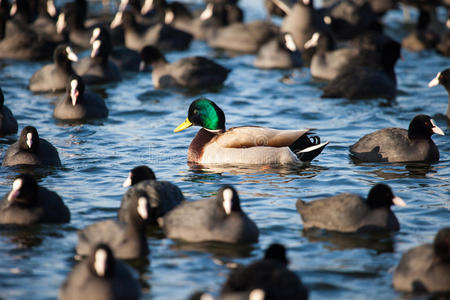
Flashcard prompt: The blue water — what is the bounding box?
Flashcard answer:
[0,1,449,299]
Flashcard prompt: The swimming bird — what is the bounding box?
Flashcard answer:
[220,243,309,300]
[2,126,62,167]
[28,44,78,93]
[393,227,450,293]
[0,88,18,135]
[350,114,444,163]
[118,166,184,226]
[140,46,230,89]
[53,75,108,120]
[76,192,150,259]
[73,38,122,85]
[428,68,450,119]
[254,32,303,69]
[296,183,406,232]
[163,185,259,243]
[173,98,328,165]
[60,244,141,300]
[0,174,70,224]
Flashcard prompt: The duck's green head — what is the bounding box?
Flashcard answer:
[174,98,225,132]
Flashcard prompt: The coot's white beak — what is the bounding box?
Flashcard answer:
[94,249,107,277]
[284,33,297,52]
[141,0,154,15]
[90,27,101,44]
[56,13,66,34]
[66,46,78,62]
[47,0,57,17]
[392,196,406,207]
[164,9,174,24]
[304,32,320,49]
[91,40,101,58]
[428,72,441,87]
[137,197,149,220]
[222,188,233,215]
[26,133,33,148]
[110,12,123,29]
[70,79,79,106]
[430,119,445,136]
[122,172,132,187]
[200,3,214,20]
[8,178,22,202]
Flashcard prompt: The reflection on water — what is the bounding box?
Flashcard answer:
[302,228,395,253]
[169,241,255,259]
[0,225,44,249]
[353,162,436,180]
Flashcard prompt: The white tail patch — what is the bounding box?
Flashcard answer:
[94,249,107,277]
[110,11,123,29]
[56,13,66,34]
[200,3,214,20]
[222,188,233,215]
[428,72,441,87]
[90,27,101,44]
[392,196,406,207]
[304,32,320,49]
[137,197,149,220]
[26,133,33,148]
[122,172,132,187]
[8,178,23,201]
[141,0,154,15]
[47,0,57,17]
[66,46,78,62]
[249,289,265,300]
[91,40,101,58]
[284,33,297,52]
[430,119,445,136]
[164,9,175,24]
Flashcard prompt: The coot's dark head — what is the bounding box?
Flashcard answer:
[88,243,115,278]
[428,68,450,91]
[122,165,156,187]
[366,184,406,210]
[19,126,40,152]
[434,227,450,262]
[7,173,39,206]
[67,75,85,106]
[380,38,401,73]
[139,45,167,71]
[216,185,241,216]
[408,114,444,140]
[264,243,289,266]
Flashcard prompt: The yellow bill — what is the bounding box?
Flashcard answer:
[174,118,193,132]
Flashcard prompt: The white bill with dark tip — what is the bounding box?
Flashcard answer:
[94,249,107,277]
[428,72,441,87]
[392,196,406,207]
[430,119,445,135]
[222,188,233,215]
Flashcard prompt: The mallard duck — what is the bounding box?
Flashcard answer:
[173,98,329,165]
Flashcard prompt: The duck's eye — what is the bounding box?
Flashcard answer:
[193,109,198,115]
